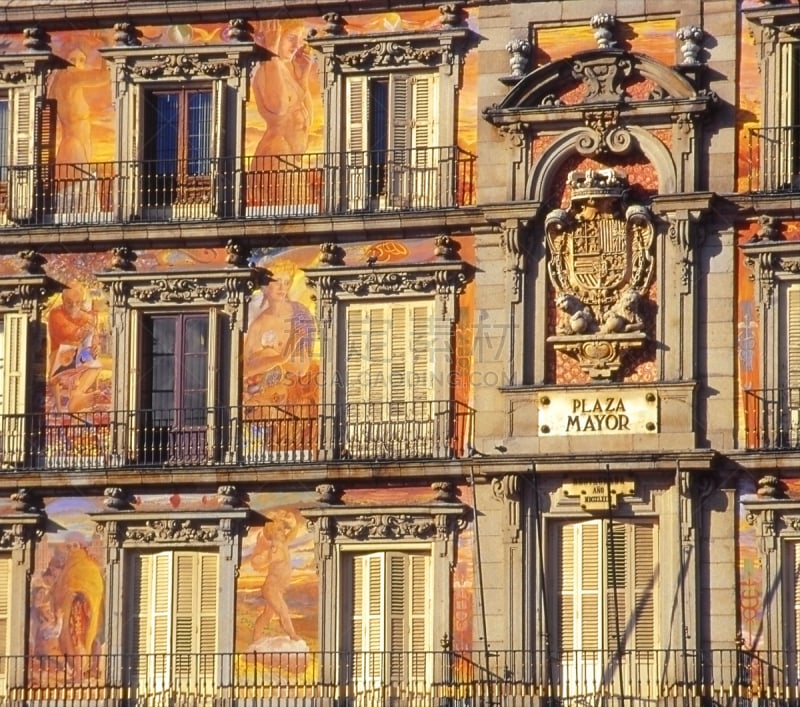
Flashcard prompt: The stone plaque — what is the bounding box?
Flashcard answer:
[538,389,658,436]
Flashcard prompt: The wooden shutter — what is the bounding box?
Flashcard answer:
[346,302,433,407]
[410,74,437,152]
[788,285,800,390]
[0,555,10,663]
[135,551,218,690]
[351,551,430,682]
[631,524,655,649]
[3,313,27,416]
[558,521,601,652]
[605,523,627,650]
[2,314,27,465]
[345,76,368,211]
[9,88,35,220]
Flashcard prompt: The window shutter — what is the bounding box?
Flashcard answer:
[367,308,387,404]
[3,314,27,464]
[173,553,195,660]
[390,75,411,155]
[606,523,627,650]
[0,555,10,663]
[632,523,655,649]
[346,76,368,155]
[788,285,800,390]
[346,305,365,405]
[389,307,407,409]
[558,522,601,652]
[410,304,432,403]
[407,552,428,682]
[410,74,437,152]
[9,88,36,220]
[352,553,384,686]
[197,552,219,657]
[2,313,26,416]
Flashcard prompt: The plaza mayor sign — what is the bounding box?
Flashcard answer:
[538,389,658,436]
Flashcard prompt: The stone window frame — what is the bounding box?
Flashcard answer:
[99,38,265,220]
[95,262,257,466]
[0,47,62,224]
[304,256,469,412]
[91,507,253,684]
[302,486,466,665]
[306,16,474,158]
[741,498,800,656]
[744,5,800,192]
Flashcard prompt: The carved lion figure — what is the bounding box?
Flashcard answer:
[600,289,644,333]
[555,292,596,335]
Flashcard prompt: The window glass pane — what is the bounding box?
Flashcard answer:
[187,90,212,176]
[145,92,179,172]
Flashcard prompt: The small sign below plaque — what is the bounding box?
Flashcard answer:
[538,390,658,436]
[563,479,636,511]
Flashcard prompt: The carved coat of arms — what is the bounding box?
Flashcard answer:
[545,169,655,378]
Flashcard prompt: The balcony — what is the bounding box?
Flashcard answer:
[0,147,476,228]
[742,387,800,450]
[0,400,474,470]
[748,126,800,193]
[0,648,789,706]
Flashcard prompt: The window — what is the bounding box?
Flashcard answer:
[142,88,214,210]
[0,555,9,688]
[342,301,436,459]
[740,240,800,449]
[745,8,800,191]
[305,258,471,461]
[307,26,473,213]
[100,43,259,220]
[346,73,437,210]
[554,519,657,693]
[302,500,465,698]
[132,550,218,693]
[344,550,430,693]
[96,265,254,467]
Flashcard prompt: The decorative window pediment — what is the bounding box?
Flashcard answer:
[307,26,474,78]
[91,509,252,549]
[99,42,264,88]
[484,48,715,128]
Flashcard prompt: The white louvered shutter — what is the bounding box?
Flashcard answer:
[345,76,368,211]
[2,314,27,464]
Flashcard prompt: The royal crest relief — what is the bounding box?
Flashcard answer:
[545,168,655,379]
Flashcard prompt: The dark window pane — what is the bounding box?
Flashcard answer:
[187,91,212,176]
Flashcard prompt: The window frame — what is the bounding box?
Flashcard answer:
[99,42,262,220]
[303,497,466,683]
[92,508,253,691]
[305,258,469,459]
[96,265,256,466]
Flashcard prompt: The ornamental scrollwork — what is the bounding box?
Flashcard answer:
[339,41,440,69]
[125,519,220,544]
[337,514,438,540]
[572,55,632,103]
[129,53,236,79]
[129,277,226,304]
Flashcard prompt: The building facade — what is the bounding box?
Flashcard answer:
[0,0,791,704]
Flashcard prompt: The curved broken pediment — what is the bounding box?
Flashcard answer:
[487,48,704,114]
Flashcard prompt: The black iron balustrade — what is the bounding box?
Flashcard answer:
[0,648,792,706]
[0,400,474,470]
[748,126,800,193]
[742,387,800,450]
[0,146,476,227]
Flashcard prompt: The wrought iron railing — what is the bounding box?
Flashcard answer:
[0,648,792,705]
[742,387,800,450]
[0,400,473,470]
[748,126,800,193]
[0,146,476,227]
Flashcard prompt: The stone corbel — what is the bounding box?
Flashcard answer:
[653,195,712,295]
[500,219,529,304]
[491,474,521,543]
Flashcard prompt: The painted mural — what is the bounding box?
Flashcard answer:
[0,7,479,174]
[19,485,474,677]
